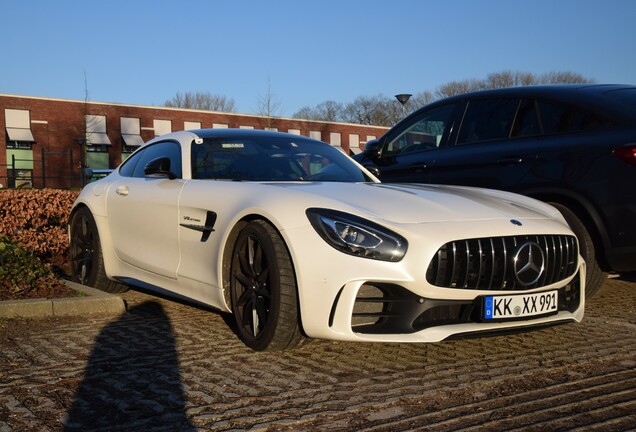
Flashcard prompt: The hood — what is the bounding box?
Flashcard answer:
[268,182,562,224]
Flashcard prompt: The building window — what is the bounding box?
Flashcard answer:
[329,132,341,146]
[86,145,109,153]
[288,129,301,135]
[310,131,321,140]
[6,141,33,149]
[154,119,172,136]
[349,134,360,148]
[184,121,201,130]
[239,125,255,129]
[213,123,228,128]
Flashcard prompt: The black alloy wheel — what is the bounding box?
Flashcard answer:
[230,220,304,351]
[69,207,127,293]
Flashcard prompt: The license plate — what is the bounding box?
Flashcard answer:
[483,290,558,320]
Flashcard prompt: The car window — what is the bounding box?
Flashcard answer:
[121,141,182,178]
[118,149,143,177]
[510,99,541,138]
[604,88,636,113]
[538,100,609,134]
[383,103,457,156]
[191,136,368,182]
[456,98,519,144]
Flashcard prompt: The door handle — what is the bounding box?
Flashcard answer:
[115,185,129,196]
[408,163,428,172]
[497,157,523,165]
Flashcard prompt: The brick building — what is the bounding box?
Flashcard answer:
[1,94,387,189]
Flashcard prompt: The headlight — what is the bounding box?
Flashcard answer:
[306,208,408,262]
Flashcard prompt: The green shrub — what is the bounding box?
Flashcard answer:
[0,236,75,300]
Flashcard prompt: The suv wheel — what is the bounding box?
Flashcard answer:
[549,202,606,298]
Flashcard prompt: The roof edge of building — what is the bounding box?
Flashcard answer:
[0,93,388,130]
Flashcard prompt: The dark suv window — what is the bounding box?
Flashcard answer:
[538,100,607,134]
[456,98,519,144]
[384,103,457,155]
[510,99,541,137]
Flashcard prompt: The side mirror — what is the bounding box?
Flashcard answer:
[144,157,177,179]
[363,164,381,179]
[363,139,382,158]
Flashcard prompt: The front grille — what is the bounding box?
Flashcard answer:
[426,235,578,290]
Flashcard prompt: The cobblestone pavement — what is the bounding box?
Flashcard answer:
[1,277,635,431]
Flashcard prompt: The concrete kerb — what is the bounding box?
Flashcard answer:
[0,280,126,319]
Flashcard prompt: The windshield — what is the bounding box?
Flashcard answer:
[191,136,370,182]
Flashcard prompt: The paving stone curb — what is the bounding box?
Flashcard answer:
[0,280,126,318]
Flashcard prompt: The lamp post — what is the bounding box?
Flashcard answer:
[395,93,412,117]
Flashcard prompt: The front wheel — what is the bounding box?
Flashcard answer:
[69,207,128,293]
[229,220,305,351]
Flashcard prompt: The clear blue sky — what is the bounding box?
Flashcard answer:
[2,0,635,117]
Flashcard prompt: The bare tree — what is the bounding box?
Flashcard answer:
[538,71,594,84]
[405,91,435,113]
[341,95,400,126]
[293,100,344,122]
[435,79,484,99]
[437,70,594,97]
[256,78,282,129]
[164,91,236,112]
[294,70,595,127]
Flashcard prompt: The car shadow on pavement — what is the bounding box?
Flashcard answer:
[63,301,196,431]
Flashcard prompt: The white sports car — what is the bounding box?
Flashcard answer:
[69,129,585,351]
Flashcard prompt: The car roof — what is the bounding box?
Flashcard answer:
[187,128,319,141]
[145,127,326,148]
[402,84,636,125]
[438,84,635,100]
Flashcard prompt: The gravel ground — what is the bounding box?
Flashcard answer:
[1,276,635,431]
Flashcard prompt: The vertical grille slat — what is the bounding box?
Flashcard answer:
[427,235,578,291]
[476,239,484,290]
[500,237,508,289]
[487,238,495,288]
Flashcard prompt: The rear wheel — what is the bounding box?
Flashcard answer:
[549,202,606,298]
[69,207,128,293]
[229,220,304,351]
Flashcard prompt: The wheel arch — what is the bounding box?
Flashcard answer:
[220,214,301,313]
[524,188,610,270]
[68,201,122,280]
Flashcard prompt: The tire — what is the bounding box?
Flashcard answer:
[229,220,305,351]
[549,202,606,298]
[69,207,128,293]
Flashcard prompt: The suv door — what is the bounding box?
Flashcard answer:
[429,98,543,190]
[363,102,461,183]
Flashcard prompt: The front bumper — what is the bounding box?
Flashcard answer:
[283,219,586,343]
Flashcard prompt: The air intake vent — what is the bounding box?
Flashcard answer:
[426,235,578,290]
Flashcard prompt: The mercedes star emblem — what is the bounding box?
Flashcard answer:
[513,241,545,286]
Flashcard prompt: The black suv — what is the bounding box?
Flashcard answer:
[355,84,636,297]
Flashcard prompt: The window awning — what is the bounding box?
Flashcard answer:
[6,127,35,142]
[87,132,112,146]
[86,115,111,145]
[5,109,35,142]
[122,134,144,147]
